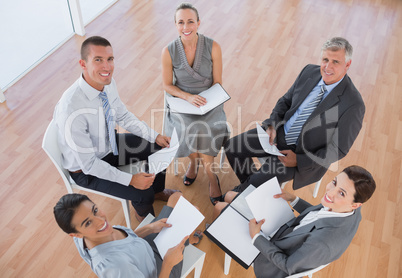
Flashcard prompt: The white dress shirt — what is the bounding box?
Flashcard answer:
[54,75,158,186]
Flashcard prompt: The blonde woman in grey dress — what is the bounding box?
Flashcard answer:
[162,3,228,205]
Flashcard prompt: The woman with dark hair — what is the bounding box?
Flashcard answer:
[214,165,376,277]
[54,192,199,278]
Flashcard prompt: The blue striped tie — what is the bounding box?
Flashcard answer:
[285,85,327,145]
[99,91,118,155]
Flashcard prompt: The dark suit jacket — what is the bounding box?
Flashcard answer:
[262,64,365,189]
[253,199,362,278]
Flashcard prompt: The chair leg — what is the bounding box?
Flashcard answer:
[219,147,226,169]
[121,199,131,228]
[313,178,322,198]
[0,90,6,103]
[193,253,206,278]
[174,157,178,176]
[224,253,231,275]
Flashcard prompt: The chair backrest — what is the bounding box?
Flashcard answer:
[162,91,168,135]
[285,263,329,278]
[42,119,74,193]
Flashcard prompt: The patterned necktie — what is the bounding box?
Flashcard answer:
[285,85,327,145]
[99,91,118,155]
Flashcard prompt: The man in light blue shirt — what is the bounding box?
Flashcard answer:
[53,36,178,220]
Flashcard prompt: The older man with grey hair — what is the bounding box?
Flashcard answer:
[225,37,365,193]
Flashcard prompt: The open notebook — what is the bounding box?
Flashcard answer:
[205,177,294,268]
[165,83,230,115]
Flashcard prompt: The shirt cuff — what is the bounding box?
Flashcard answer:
[148,128,159,143]
[120,171,132,186]
[251,232,264,245]
[289,196,300,207]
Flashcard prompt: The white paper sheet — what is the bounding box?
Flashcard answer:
[154,196,205,258]
[245,177,295,236]
[256,122,285,156]
[199,83,230,114]
[148,128,179,174]
[166,83,230,115]
[165,95,200,114]
[230,185,256,221]
[207,206,260,266]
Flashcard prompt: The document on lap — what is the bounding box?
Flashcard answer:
[154,196,205,258]
[229,185,256,221]
[256,122,285,156]
[205,185,259,269]
[148,128,179,174]
[166,83,230,115]
[245,177,294,236]
[207,206,260,268]
[205,178,294,269]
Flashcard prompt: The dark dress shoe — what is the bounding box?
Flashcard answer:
[154,189,180,202]
[183,162,199,186]
[209,175,223,205]
[134,209,146,223]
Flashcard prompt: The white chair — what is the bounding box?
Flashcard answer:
[224,253,328,277]
[257,157,323,198]
[42,119,141,228]
[285,263,329,278]
[135,214,206,278]
[162,91,231,176]
[224,253,232,275]
[0,90,5,103]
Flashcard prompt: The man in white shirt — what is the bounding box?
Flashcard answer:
[54,36,177,221]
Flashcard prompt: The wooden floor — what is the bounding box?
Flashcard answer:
[1,0,401,277]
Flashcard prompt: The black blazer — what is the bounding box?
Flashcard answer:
[262,64,365,189]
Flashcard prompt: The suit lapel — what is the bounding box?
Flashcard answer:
[307,74,349,122]
[286,75,321,121]
[279,205,323,239]
[283,222,315,238]
[283,204,322,230]
[280,205,360,240]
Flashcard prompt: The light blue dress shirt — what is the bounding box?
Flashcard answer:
[74,225,158,278]
[54,75,159,186]
[284,77,343,134]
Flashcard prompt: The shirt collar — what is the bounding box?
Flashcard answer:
[318,206,354,218]
[78,74,102,101]
[318,77,344,94]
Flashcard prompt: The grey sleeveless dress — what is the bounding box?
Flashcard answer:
[164,34,228,157]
